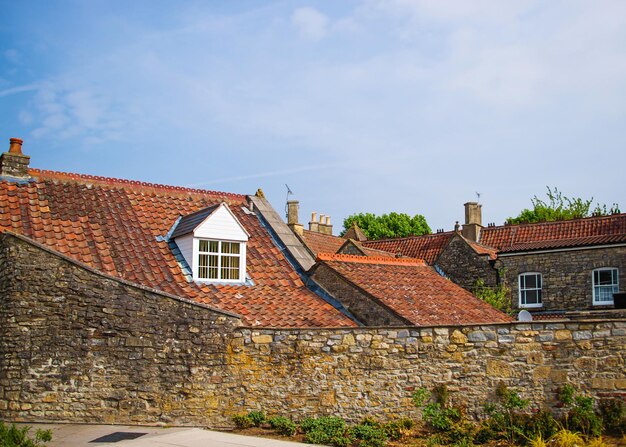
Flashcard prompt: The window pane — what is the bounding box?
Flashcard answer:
[525,275,537,289]
[199,240,209,252]
[597,269,616,285]
[221,255,240,280]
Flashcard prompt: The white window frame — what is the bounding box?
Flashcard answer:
[592,268,619,305]
[193,238,246,283]
[518,272,543,308]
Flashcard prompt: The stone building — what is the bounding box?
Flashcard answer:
[0,138,624,426]
[297,200,626,317]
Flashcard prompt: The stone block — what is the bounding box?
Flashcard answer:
[486,359,511,377]
[252,335,273,344]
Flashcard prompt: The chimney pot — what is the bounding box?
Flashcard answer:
[9,138,23,155]
[325,216,330,225]
[319,214,325,223]
[1,137,30,178]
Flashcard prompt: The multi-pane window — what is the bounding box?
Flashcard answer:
[593,268,619,305]
[198,239,242,281]
[519,273,542,308]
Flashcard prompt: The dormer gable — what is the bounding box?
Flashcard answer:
[171,203,249,283]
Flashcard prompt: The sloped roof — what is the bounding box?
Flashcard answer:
[170,204,220,239]
[301,229,346,256]
[479,213,626,253]
[0,168,356,328]
[315,253,511,326]
[362,231,455,264]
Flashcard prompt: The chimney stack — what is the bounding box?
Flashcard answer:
[286,200,304,236]
[309,212,319,233]
[462,202,483,242]
[0,138,30,178]
[308,211,333,235]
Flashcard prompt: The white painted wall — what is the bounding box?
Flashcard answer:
[194,205,248,242]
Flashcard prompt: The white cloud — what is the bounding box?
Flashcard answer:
[291,7,329,41]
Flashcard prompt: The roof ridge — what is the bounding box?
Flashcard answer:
[317,252,426,266]
[28,167,247,199]
[362,231,453,244]
[487,213,626,230]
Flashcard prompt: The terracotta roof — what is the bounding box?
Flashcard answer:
[316,254,511,326]
[464,238,498,259]
[362,232,455,264]
[0,168,356,328]
[301,229,346,256]
[480,214,626,253]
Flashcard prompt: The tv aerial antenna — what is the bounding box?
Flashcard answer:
[476,191,481,203]
[285,184,294,218]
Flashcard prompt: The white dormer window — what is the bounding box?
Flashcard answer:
[171,203,249,284]
[197,239,243,281]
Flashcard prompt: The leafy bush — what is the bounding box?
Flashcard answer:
[350,423,388,447]
[382,418,414,441]
[473,279,513,315]
[248,410,266,427]
[598,398,625,434]
[0,423,52,447]
[232,413,253,429]
[567,395,602,437]
[482,384,529,444]
[524,410,559,440]
[301,416,352,447]
[268,416,297,436]
[413,385,462,432]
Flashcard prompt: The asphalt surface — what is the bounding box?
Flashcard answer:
[14,423,312,447]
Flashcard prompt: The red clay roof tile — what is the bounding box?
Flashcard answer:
[0,170,355,329]
[480,214,626,253]
[361,232,455,264]
[318,254,511,326]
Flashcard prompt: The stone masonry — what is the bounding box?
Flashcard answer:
[435,235,497,290]
[496,246,626,311]
[1,233,625,427]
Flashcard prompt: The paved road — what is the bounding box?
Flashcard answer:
[15,423,312,447]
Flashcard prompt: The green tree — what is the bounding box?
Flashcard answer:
[506,187,620,225]
[341,212,431,240]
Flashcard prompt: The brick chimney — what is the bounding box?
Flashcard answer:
[462,202,483,242]
[319,215,333,235]
[308,212,333,235]
[286,200,304,236]
[0,138,30,178]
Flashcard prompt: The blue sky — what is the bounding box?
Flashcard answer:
[1,1,625,232]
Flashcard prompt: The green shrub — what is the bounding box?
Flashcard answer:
[413,385,462,432]
[301,417,352,447]
[350,423,388,447]
[232,413,253,429]
[268,416,297,436]
[598,398,625,435]
[524,410,559,440]
[567,395,602,437]
[382,418,414,441]
[0,423,52,447]
[483,384,529,444]
[248,410,266,427]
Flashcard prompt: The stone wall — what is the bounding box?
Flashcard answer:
[435,235,497,290]
[1,233,625,428]
[0,233,242,426]
[496,246,626,312]
[229,322,626,423]
[309,263,410,326]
